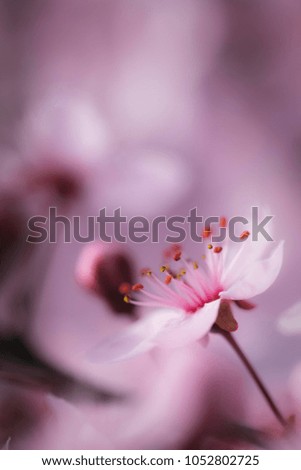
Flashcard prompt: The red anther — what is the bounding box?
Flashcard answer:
[165,275,173,285]
[213,246,223,253]
[118,282,131,294]
[173,251,182,261]
[220,216,227,228]
[240,230,250,240]
[164,244,181,259]
[202,227,212,238]
[132,283,144,291]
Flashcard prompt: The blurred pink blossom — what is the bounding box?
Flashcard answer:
[76,242,135,315]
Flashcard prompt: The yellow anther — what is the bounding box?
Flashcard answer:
[160,265,168,273]
[141,268,152,276]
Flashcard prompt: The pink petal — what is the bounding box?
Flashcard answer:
[155,299,221,348]
[220,241,284,300]
[87,300,221,362]
[221,237,271,287]
[87,309,183,362]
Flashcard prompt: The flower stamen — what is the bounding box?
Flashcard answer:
[240,230,250,240]
[118,282,131,294]
[132,283,144,291]
[173,251,182,261]
[123,248,224,314]
[202,227,212,238]
[220,216,227,228]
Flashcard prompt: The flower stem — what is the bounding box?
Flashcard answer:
[215,327,287,427]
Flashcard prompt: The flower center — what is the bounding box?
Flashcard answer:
[120,245,224,314]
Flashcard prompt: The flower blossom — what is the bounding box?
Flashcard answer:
[75,242,135,315]
[277,301,301,336]
[90,230,284,362]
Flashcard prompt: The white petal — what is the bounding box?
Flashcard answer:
[87,309,182,363]
[278,301,301,335]
[221,237,272,287]
[87,300,221,362]
[155,299,221,348]
[220,241,284,300]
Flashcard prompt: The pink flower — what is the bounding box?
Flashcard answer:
[90,234,284,362]
[75,242,135,315]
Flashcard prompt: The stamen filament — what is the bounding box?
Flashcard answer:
[149,273,187,304]
[182,259,212,298]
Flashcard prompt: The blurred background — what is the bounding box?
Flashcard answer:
[0,0,300,449]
